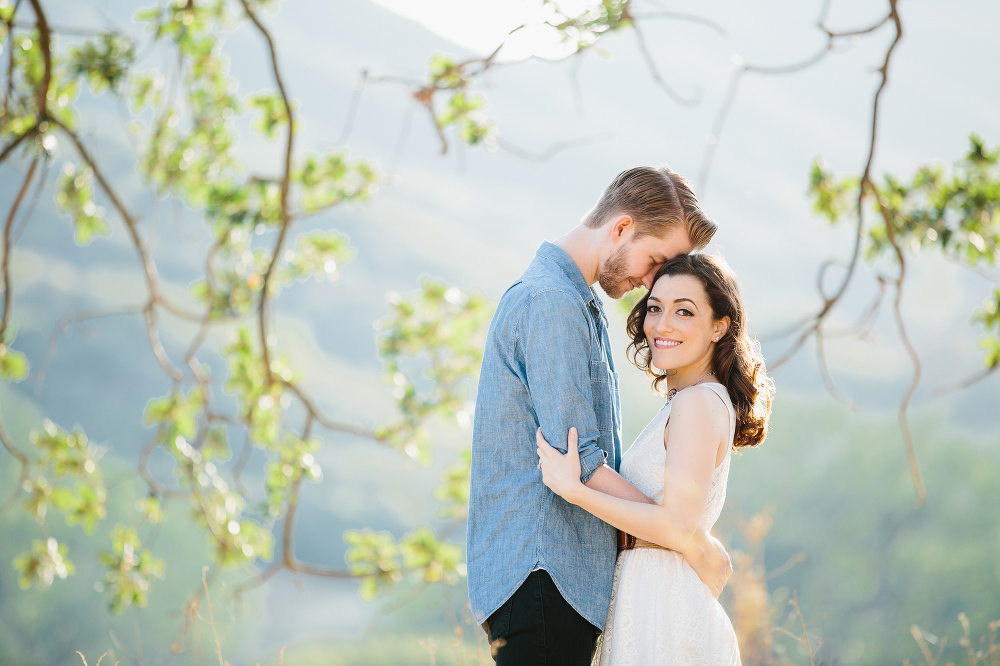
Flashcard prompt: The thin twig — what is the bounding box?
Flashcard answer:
[335,70,367,146]
[874,186,926,507]
[200,567,225,666]
[934,363,1000,397]
[632,1,727,36]
[34,303,148,394]
[631,21,698,106]
[497,135,608,163]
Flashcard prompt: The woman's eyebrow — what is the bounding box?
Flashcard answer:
[673,297,698,309]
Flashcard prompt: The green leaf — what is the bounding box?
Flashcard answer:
[14,538,75,590]
[67,32,137,95]
[55,163,111,245]
[0,344,29,382]
[247,90,290,139]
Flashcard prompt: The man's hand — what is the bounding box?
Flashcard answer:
[681,528,732,598]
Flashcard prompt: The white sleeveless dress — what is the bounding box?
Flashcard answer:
[597,382,741,665]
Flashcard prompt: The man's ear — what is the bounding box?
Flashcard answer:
[611,214,633,242]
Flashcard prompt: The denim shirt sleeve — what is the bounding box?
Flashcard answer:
[518,288,608,483]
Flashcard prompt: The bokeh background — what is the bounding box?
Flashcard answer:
[1,0,998,663]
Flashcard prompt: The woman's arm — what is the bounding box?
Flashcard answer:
[536,386,728,552]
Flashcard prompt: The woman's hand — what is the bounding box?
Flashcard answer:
[680,529,733,599]
[536,427,585,503]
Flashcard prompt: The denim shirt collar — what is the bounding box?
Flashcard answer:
[535,241,596,306]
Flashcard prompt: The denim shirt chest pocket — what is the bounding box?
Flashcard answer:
[589,359,616,433]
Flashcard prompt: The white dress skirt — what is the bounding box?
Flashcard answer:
[596,383,742,666]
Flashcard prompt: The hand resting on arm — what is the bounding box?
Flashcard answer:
[537,387,733,597]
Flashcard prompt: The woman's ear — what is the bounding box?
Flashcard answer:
[713,316,731,342]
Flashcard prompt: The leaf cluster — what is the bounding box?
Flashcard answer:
[809,135,1000,369]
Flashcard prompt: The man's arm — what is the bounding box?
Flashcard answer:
[520,290,607,482]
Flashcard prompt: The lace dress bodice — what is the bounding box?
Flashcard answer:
[619,382,734,532]
[596,382,741,666]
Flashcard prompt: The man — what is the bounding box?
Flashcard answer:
[467,166,732,664]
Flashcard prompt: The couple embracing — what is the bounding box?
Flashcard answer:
[467,166,774,665]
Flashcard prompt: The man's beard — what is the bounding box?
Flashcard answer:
[597,241,633,299]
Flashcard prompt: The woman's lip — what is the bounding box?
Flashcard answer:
[653,338,681,348]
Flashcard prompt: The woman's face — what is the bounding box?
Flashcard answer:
[643,273,729,373]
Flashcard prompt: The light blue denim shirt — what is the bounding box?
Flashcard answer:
[467,241,622,630]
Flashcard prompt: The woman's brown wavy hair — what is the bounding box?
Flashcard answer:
[626,254,774,449]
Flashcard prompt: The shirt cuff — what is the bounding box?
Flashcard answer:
[578,446,608,484]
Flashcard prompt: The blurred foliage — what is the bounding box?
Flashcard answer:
[0,0,486,626]
[376,279,492,462]
[810,135,1000,370]
[722,400,1000,664]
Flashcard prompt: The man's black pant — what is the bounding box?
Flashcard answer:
[486,569,600,665]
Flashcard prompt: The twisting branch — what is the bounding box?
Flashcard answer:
[238,0,294,387]
[1,155,38,340]
[769,0,902,373]
[0,400,31,519]
[281,379,387,443]
[280,475,352,578]
[0,155,40,522]
[367,1,723,157]
[763,1,923,503]
[0,124,39,164]
[52,118,186,381]
[630,21,698,106]
[873,187,926,507]
[137,431,185,500]
[697,4,893,195]
[1,0,20,115]
[26,0,50,118]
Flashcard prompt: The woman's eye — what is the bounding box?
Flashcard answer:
[677,308,693,316]
[647,305,661,314]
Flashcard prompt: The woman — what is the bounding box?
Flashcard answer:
[536,253,773,665]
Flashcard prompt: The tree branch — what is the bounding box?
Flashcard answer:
[52,118,188,381]
[1,154,38,341]
[0,400,30,520]
[26,0,50,118]
[281,379,387,443]
[238,0,294,389]
[631,21,698,106]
